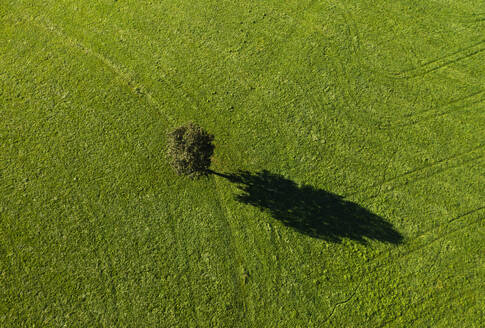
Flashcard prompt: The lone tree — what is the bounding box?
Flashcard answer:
[166,122,215,178]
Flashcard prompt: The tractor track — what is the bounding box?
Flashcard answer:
[211,177,251,326]
[390,39,485,79]
[383,90,485,129]
[344,143,485,202]
[353,211,483,327]
[366,209,483,275]
[27,16,183,127]
[378,286,477,327]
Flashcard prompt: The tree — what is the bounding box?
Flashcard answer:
[166,122,215,178]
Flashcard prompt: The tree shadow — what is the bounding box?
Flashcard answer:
[213,170,403,244]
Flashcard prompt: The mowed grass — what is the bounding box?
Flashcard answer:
[1,0,484,326]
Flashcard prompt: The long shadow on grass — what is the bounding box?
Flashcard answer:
[212,170,403,244]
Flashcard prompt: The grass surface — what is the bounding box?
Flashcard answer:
[1,0,484,327]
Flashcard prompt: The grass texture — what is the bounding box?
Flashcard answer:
[1,0,484,327]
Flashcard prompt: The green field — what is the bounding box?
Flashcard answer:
[1,0,484,326]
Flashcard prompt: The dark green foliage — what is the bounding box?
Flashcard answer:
[166,122,215,178]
